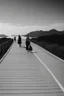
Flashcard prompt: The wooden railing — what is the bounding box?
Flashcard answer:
[0,38,13,59]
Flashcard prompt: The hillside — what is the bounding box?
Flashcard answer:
[26,29,64,38]
[0,34,8,38]
[30,29,64,60]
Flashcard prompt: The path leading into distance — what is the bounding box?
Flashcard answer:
[0,40,64,96]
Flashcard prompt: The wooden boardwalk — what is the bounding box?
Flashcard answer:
[0,41,64,96]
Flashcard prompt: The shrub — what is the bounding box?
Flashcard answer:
[45,44,64,59]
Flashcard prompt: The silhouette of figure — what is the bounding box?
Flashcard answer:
[14,36,16,41]
[25,36,30,50]
[18,35,22,47]
[28,44,33,51]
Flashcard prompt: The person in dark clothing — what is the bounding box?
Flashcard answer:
[14,36,16,41]
[18,35,22,47]
[25,36,30,50]
[28,44,33,51]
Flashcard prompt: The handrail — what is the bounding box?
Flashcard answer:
[0,38,13,59]
[0,39,11,46]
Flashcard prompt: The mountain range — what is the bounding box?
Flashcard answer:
[0,34,8,38]
[25,29,64,38]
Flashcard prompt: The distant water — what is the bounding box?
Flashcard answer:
[21,36,26,40]
[8,35,26,40]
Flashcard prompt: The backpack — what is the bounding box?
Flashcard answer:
[28,45,33,51]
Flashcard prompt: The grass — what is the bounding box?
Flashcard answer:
[31,39,64,60]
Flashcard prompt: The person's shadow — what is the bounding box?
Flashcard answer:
[20,45,38,53]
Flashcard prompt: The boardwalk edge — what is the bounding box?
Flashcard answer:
[34,53,64,93]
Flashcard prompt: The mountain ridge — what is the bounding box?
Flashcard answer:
[25,29,64,38]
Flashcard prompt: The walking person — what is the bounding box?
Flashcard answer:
[25,36,30,50]
[14,36,16,41]
[18,35,22,47]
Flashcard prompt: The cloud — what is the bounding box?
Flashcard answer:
[0,23,64,36]
[50,23,64,31]
[0,23,46,35]
[0,23,25,35]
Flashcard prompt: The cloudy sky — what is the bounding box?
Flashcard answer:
[0,0,64,35]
